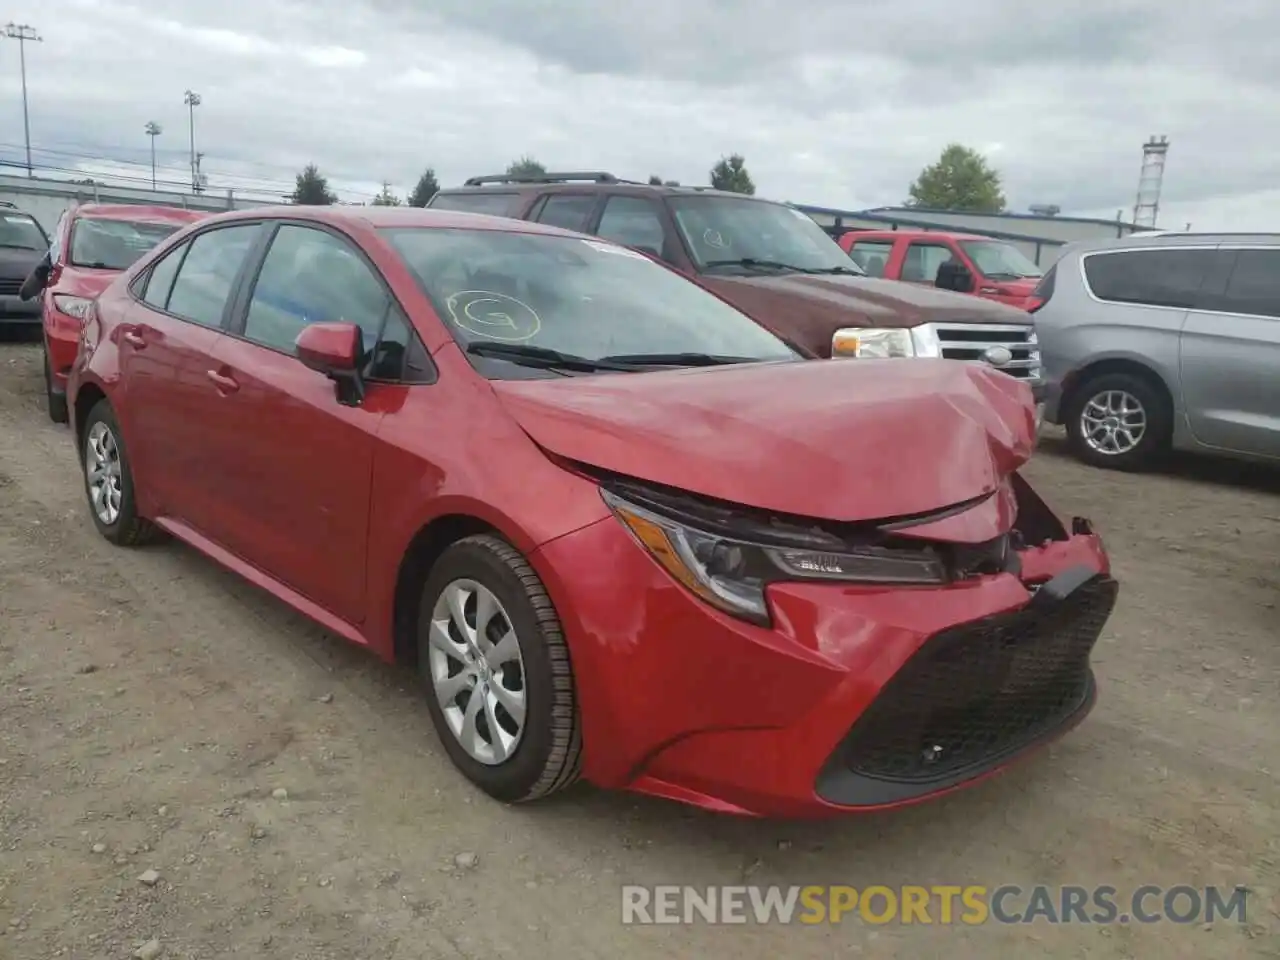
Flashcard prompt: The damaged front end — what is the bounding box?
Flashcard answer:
[595,468,1110,629]
[590,467,1118,810]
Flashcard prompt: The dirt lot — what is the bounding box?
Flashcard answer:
[0,330,1276,960]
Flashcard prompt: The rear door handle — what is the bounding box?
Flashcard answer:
[206,369,240,394]
[122,330,146,348]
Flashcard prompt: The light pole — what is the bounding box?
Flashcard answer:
[144,121,162,189]
[183,89,201,193]
[4,23,43,178]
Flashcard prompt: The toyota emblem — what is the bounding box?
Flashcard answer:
[982,345,1014,367]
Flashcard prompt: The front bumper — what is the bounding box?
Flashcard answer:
[0,293,41,324]
[532,512,1116,818]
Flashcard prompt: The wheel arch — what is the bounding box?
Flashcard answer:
[391,513,505,666]
[72,380,109,455]
[1061,356,1175,422]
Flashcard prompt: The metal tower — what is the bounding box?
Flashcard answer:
[1132,135,1169,228]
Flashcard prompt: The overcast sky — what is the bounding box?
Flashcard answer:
[3,0,1278,228]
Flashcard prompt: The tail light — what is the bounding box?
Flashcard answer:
[1027,265,1056,314]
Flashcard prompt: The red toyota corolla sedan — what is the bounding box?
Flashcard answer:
[33,204,207,424]
[67,206,1118,818]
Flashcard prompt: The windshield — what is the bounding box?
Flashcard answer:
[0,212,47,250]
[69,217,183,270]
[381,227,799,377]
[959,239,1042,280]
[668,196,864,275]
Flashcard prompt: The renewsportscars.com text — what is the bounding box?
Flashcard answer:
[620,884,1249,926]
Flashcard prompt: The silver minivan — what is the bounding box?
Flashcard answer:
[1033,232,1280,470]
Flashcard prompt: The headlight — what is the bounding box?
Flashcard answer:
[831,325,942,359]
[53,294,94,320]
[601,488,947,626]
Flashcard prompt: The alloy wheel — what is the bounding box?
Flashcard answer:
[427,578,528,765]
[1080,389,1147,456]
[85,421,123,526]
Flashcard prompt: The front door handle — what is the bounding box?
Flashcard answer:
[122,330,146,349]
[206,369,240,394]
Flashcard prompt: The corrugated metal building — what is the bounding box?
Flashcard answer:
[793,203,1145,266]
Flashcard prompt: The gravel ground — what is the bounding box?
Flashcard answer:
[1,329,1277,959]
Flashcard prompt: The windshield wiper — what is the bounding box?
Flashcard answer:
[71,260,114,269]
[466,341,640,372]
[598,352,756,367]
[805,265,864,276]
[702,257,810,273]
[703,258,864,277]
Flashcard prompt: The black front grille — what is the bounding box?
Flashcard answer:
[0,278,22,296]
[837,575,1118,783]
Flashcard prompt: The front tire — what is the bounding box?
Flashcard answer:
[81,399,162,546]
[416,534,581,803]
[1064,371,1171,471]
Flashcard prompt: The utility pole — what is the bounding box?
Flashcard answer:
[4,23,43,178]
[144,121,162,189]
[183,89,201,193]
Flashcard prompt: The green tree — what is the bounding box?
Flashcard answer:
[649,174,681,186]
[291,163,336,205]
[408,168,440,207]
[371,181,402,206]
[906,144,1006,212]
[709,154,755,195]
[506,156,547,178]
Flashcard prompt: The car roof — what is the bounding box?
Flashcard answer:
[1060,231,1280,257]
[72,203,207,225]
[433,177,783,204]
[845,229,993,242]
[199,204,600,239]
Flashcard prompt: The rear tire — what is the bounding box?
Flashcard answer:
[81,399,163,546]
[416,534,581,803]
[43,341,68,424]
[1064,371,1171,471]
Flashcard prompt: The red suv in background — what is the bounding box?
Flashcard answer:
[839,230,1047,310]
[34,204,207,423]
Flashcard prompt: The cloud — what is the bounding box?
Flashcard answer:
[0,0,1276,228]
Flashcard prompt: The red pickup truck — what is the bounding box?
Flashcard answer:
[837,229,1047,311]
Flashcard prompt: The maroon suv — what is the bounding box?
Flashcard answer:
[428,172,1042,399]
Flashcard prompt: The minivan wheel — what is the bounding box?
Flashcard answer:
[81,399,162,545]
[416,534,582,803]
[43,341,68,424]
[1064,372,1170,471]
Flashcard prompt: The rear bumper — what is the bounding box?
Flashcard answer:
[0,294,40,323]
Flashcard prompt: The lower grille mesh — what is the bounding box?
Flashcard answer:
[839,575,1119,782]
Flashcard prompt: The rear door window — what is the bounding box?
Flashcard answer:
[140,243,188,309]
[1082,249,1209,309]
[532,194,598,232]
[164,224,260,328]
[848,240,894,277]
[427,192,519,216]
[901,242,955,282]
[595,196,667,259]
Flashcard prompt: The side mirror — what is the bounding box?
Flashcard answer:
[935,261,974,293]
[295,321,365,405]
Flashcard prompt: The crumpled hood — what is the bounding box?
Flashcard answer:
[492,358,1036,524]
